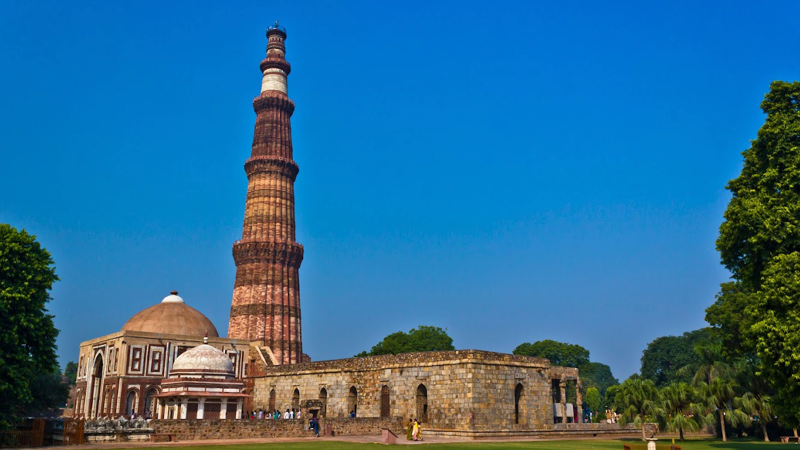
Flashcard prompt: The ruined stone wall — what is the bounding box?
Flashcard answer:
[151,418,402,440]
[251,350,556,433]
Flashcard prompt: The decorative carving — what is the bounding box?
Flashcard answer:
[232,241,304,268]
[244,156,299,180]
[252,92,295,114]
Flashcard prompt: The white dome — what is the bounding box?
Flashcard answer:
[171,344,234,377]
[161,292,184,303]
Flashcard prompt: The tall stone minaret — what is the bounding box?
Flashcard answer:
[229,22,303,365]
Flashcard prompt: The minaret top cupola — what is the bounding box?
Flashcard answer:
[260,21,291,95]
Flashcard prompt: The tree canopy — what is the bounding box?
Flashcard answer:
[639,328,712,387]
[355,325,454,357]
[0,224,61,427]
[708,80,800,426]
[512,339,590,367]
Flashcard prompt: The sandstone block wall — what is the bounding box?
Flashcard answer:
[250,350,558,434]
[151,418,402,440]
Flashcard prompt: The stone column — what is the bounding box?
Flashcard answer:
[181,398,188,419]
[156,399,162,419]
[172,401,179,420]
[559,381,567,424]
[236,399,243,419]
[221,399,228,419]
[575,382,583,423]
[197,398,206,420]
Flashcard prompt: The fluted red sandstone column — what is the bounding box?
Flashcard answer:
[229,23,303,364]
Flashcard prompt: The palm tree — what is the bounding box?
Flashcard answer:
[692,343,731,386]
[617,377,662,441]
[737,392,774,442]
[698,377,750,442]
[659,382,705,441]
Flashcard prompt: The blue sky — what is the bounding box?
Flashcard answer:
[1,1,798,380]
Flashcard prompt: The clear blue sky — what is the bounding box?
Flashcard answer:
[1,1,798,380]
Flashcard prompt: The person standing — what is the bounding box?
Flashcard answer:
[406,419,413,440]
[284,409,291,419]
[412,419,419,441]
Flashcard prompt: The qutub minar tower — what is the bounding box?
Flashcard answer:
[228,22,304,364]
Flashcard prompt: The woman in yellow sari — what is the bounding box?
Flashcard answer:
[412,419,420,441]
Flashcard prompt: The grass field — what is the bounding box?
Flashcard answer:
[132,437,783,450]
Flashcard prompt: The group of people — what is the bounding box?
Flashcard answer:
[244,408,302,420]
[405,419,423,441]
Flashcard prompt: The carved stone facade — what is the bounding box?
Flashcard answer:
[249,350,588,437]
[228,23,304,365]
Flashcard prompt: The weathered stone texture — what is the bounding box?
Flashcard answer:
[250,350,568,435]
[151,418,402,440]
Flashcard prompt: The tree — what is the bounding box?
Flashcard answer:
[640,329,712,387]
[63,362,78,385]
[698,377,750,442]
[709,81,800,424]
[584,387,601,418]
[579,362,619,398]
[659,382,704,441]
[512,340,590,367]
[748,252,800,427]
[355,325,454,357]
[615,377,662,441]
[738,392,774,442]
[0,224,60,428]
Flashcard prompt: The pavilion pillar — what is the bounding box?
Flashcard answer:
[559,381,567,423]
[156,399,162,419]
[575,382,583,423]
[197,398,205,419]
[236,399,243,419]
[181,398,188,419]
[220,399,228,419]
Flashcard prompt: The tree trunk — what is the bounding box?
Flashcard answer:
[679,425,684,441]
[720,412,727,442]
[794,428,798,438]
[641,423,647,441]
[762,421,769,442]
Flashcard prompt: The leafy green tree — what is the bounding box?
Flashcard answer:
[748,252,800,427]
[709,81,800,425]
[604,385,620,410]
[355,325,454,356]
[63,361,78,385]
[659,382,704,441]
[616,377,662,441]
[584,387,601,416]
[579,362,619,398]
[24,371,69,416]
[0,224,60,428]
[716,81,800,292]
[737,392,774,442]
[698,377,750,442]
[640,329,712,387]
[512,339,590,367]
[691,343,731,386]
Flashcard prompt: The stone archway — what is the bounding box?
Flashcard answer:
[292,388,300,412]
[347,386,358,417]
[88,354,104,418]
[416,384,428,423]
[269,389,276,412]
[514,383,524,425]
[319,388,328,418]
[380,385,390,418]
[144,388,158,419]
[125,390,138,417]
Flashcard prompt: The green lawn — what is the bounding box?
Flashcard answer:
[136,437,784,450]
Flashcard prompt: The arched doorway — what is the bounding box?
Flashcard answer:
[125,390,137,417]
[268,389,276,412]
[416,384,428,423]
[292,388,300,412]
[319,388,328,418]
[514,383,524,425]
[380,385,390,418]
[144,388,158,419]
[89,354,104,418]
[347,386,358,417]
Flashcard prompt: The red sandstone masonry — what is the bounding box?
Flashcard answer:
[228,26,303,364]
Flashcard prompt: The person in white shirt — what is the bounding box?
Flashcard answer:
[296,410,301,420]
[284,409,290,419]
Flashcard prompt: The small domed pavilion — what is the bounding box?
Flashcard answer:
[155,335,246,419]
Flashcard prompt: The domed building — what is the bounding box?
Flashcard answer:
[73,292,250,419]
[154,336,246,419]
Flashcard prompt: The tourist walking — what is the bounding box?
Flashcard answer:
[406,419,413,440]
[412,419,420,441]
